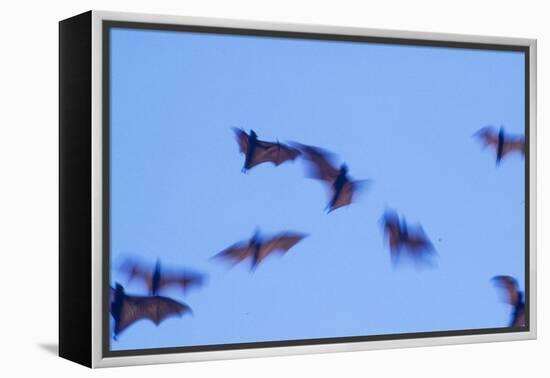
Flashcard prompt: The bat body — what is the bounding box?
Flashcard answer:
[214,230,307,269]
[381,210,435,265]
[492,275,526,327]
[293,143,369,213]
[121,259,205,295]
[233,128,300,172]
[110,283,191,338]
[475,126,525,164]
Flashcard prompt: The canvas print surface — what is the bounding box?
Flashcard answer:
[107,26,526,353]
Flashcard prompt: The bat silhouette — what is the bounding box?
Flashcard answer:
[213,229,307,270]
[381,209,436,266]
[110,283,192,339]
[492,275,526,327]
[293,143,370,213]
[233,128,301,172]
[475,126,525,164]
[120,259,205,296]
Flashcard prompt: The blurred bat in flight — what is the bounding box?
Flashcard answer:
[474,126,525,165]
[381,209,436,266]
[110,283,192,339]
[213,229,308,270]
[233,128,301,172]
[120,259,205,296]
[292,143,370,213]
[492,275,526,327]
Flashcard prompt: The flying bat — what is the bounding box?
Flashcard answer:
[293,143,370,213]
[120,259,205,296]
[492,275,526,327]
[110,283,192,339]
[475,126,525,164]
[213,229,307,270]
[381,209,436,266]
[233,128,301,172]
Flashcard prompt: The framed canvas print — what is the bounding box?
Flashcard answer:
[59,10,537,368]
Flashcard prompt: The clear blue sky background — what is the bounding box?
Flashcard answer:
[108,27,525,351]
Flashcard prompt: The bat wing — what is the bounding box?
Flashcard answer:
[233,127,249,154]
[256,232,308,263]
[492,275,521,306]
[383,219,402,256]
[406,229,434,254]
[327,180,370,213]
[119,259,153,292]
[403,227,437,267]
[294,143,340,183]
[381,213,404,266]
[388,228,401,254]
[501,136,525,157]
[213,241,253,265]
[474,126,498,148]
[114,295,190,336]
[158,270,206,294]
[247,140,301,169]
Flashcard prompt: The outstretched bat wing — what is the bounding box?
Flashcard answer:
[213,241,253,265]
[406,228,434,254]
[247,141,301,169]
[158,269,206,294]
[474,126,499,148]
[501,137,525,157]
[114,295,191,336]
[256,232,307,263]
[119,259,153,291]
[492,275,521,306]
[258,141,301,166]
[294,143,340,183]
[233,128,249,154]
[328,180,370,213]
[401,226,437,269]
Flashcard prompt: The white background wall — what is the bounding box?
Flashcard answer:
[0,0,546,376]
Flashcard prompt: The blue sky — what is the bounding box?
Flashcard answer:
[108,27,525,351]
